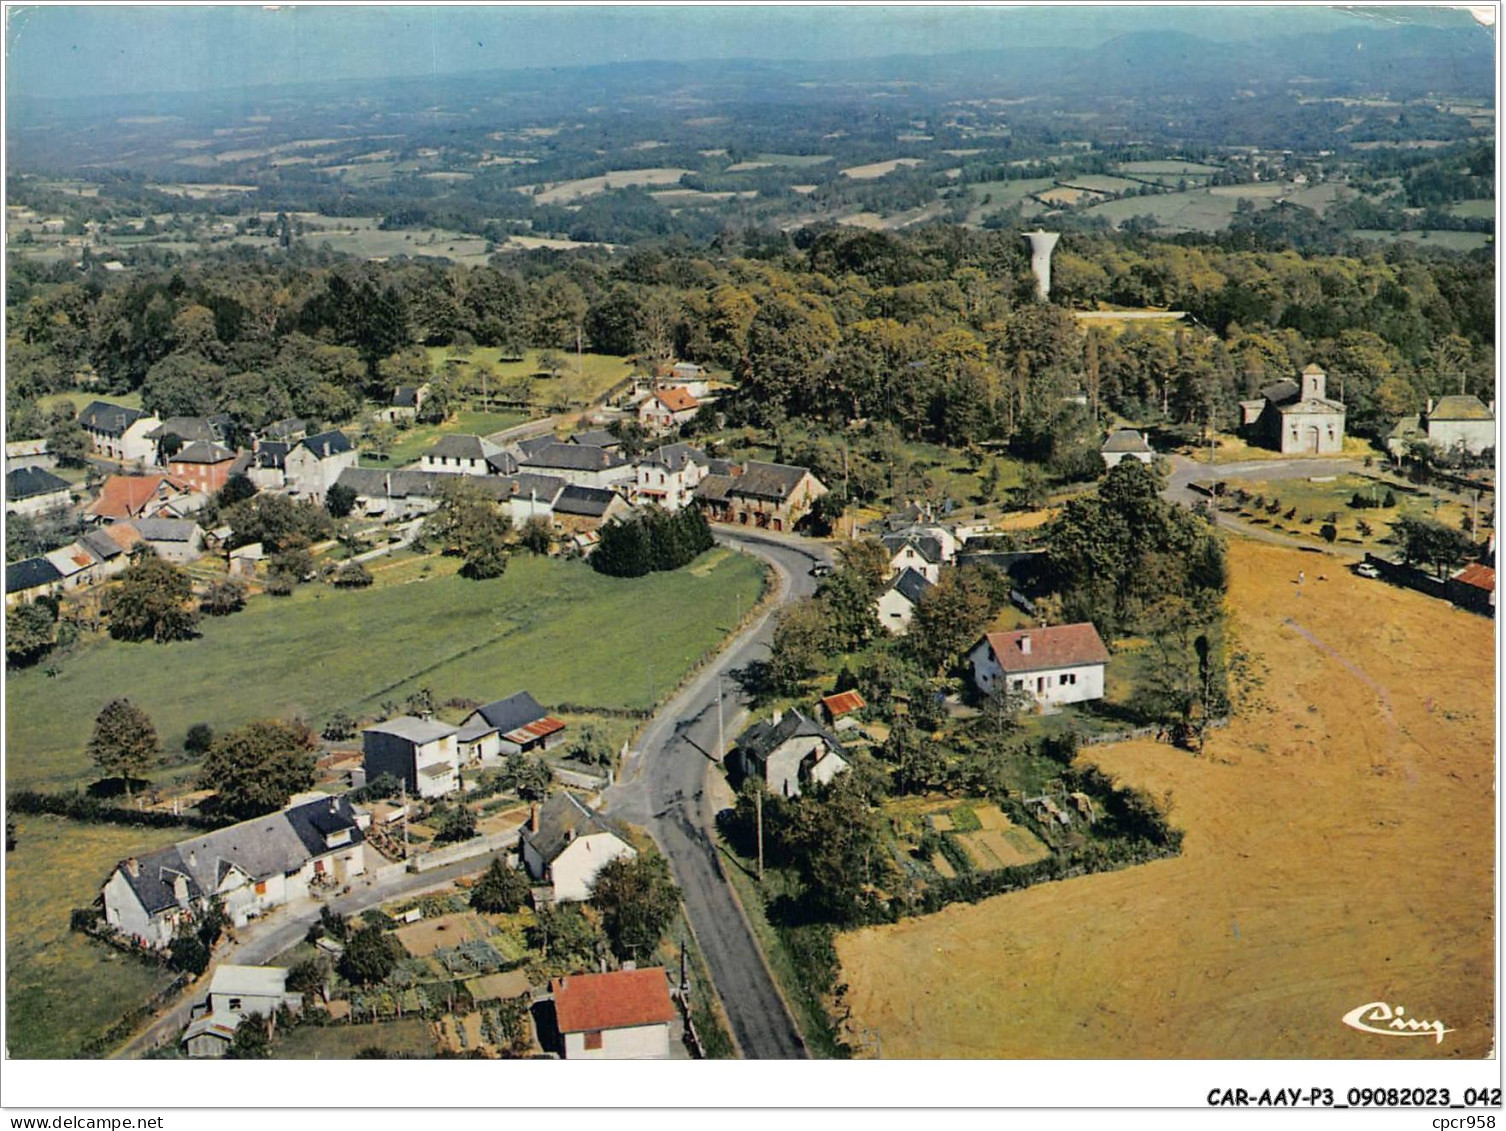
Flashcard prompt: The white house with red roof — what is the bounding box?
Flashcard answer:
[550,967,677,1059]
[638,385,700,435]
[969,623,1110,709]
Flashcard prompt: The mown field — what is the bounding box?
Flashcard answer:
[838,539,1495,1058]
[358,407,529,468]
[1082,188,1269,232]
[1218,471,1473,552]
[6,816,184,1058]
[423,346,638,414]
[6,549,768,792]
[1352,229,1493,252]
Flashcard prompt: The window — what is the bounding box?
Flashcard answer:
[228,997,243,1011]
[1013,679,1024,691]
[254,880,267,895]
[584,1030,603,1050]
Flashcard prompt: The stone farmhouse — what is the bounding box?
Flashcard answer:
[78,401,160,465]
[1100,428,1154,469]
[969,623,1111,709]
[637,386,701,435]
[520,792,636,903]
[693,460,828,533]
[283,430,358,502]
[633,443,709,511]
[5,466,72,517]
[733,707,850,798]
[101,794,367,948]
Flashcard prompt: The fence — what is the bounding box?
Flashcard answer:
[1364,553,1493,618]
[1080,716,1229,747]
[408,829,518,873]
[550,766,609,791]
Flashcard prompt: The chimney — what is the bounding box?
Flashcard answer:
[384,472,392,497]
[1020,633,1032,656]
[529,803,540,834]
[329,797,338,814]
[1490,401,1496,418]
[125,857,140,878]
[772,708,783,726]
[187,849,197,870]
[1426,397,1435,416]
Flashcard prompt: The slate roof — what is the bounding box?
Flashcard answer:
[174,813,313,895]
[520,443,628,473]
[117,846,203,916]
[334,468,565,506]
[80,528,125,561]
[515,436,556,460]
[551,968,676,1034]
[282,795,366,858]
[639,443,706,473]
[729,461,812,502]
[1428,395,1495,422]
[569,429,619,450]
[1258,379,1300,406]
[392,386,422,408]
[520,792,623,867]
[692,474,735,504]
[553,485,621,518]
[171,441,236,465]
[131,518,201,543]
[737,708,844,764]
[1101,428,1152,454]
[295,430,354,460]
[424,434,498,462]
[706,458,737,477]
[882,530,945,565]
[5,556,63,593]
[980,623,1110,675]
[364,716,458,745]
[262,419,308,441]
[253,442,290,470]
[459,691,550,742]
[6,466,71,501]
[885,566,933,606]
[487,451,520,476]
[78,401,148,437]
[149,417,223,445]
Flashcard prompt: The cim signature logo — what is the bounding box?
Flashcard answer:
[1342,1001,1455,1044]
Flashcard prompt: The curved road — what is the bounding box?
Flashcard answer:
[603,529,831,1060]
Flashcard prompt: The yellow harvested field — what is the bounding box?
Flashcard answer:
[839,539,1494,1058]
[528,168,694,205]
[1036,185,1104,207]
[992,507,1059,532]
[840,158,925,180]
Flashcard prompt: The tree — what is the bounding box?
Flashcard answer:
[520,515,553,555]
[470,856,532,914]
[322,710,356,741]
[906,565,1006,676]
[339,924,400,986]
[286,956,331,999]
[1394,515,1476,578]
[461,518,511,580]
[184,723,215,757]
[589,853,681,961]
[216,474,258,508]
[168,924,211,977]
[200,578,247,616]
[6,601,58,666]
[784,772,888,923]
[882,715,951,796]
[87,699,160,797]
[325,483,357,518]
[766,597,831,693]
[104,554,200,642]
[332,561,374,588]
[526,903,605,968]
[434,804,478,844]
[198,719,318,819]
[500,753,550,801]
[1320,522,1338,543]
[225,1016,272,1059]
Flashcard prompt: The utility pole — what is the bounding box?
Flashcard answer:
[755,787,765,883]
[716,676,725,762]
[400,780,410,859]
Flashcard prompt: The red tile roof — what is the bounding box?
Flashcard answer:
[653,387,699,413]
[105,523,144,552]
[504,716,566,745]
[820,690,867,718]
[1453,562,1495,593]
[551,968,676,1034]
[982,623,1110,675]
[89,475,191,519]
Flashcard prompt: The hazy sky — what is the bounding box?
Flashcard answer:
[4,4,1485,100]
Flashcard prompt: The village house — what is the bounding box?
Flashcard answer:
[129,517,206,563]
[362,716,460,799]
[148,416,231,459]
[633,443,708,511]
[969,623,1111,709]
[520,792,636,903]
[101,794,367,948]
[876,567,933,634]
[552,485,631,534]
[733,708,849,799]
[262,419,309,444]
[1447,561,1495,616]
[282,430,358,502]
[5,466,73,517]
[1100,428,1155,469]
[518,443,635,491]
[419,434,506,476]
[1238,364,1345,455]
[332,467,566,525]
[693,461,828,533]
[569,428,621,451]
[168,441,238,495]
[69,526,137,587]
[246,441,291,492]
[88,474,202,522]
[381,383,430,423]
[5,438,55,474]
[5,557,64,608]
[550,968,676,1060]
[881,525,956,582]
[183,965,303,1059]
[456,691,568,767]
[1402,395,1497,457]
[78,401,161,465]
[638,386,701,436]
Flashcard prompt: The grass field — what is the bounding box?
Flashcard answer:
[1116,160,1223,176]
[1082,188,1269,232]
[6,816,184,1058]
[299,217,493,266]
[423,346,636,415]
[527,168,694,205]
[274,1017,436,1059]
[837,538,1495,1058]
[1447,199,1495,219]
[1218,471,1471,551]
[37,391,142,414]
[962,177,1054,223]
[840,158,925,180]
[1057,174,1145,194]
[5,549,768,792]
[359,407,529,467]
[1352,229,1493,252]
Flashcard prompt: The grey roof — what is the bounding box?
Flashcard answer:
[515,436,556,460]
[6,466,70,501]
[569,429,619,450]
[553,485,621,518]
[116,845,203,916]
[253,441,290,470]
[5,557,63,593]
[424,434,498,462]
[334,467,564,506]
[882,529,945,565]
[520,792,622,866]
[520,443,628,473]
[263,418,308,441]
[486,451,520,476]
[172,441,236,464]
[131,517,202,543]
[693,473,735,504]
[173,813,313,896]
[149,417,223,445]
[281,795,365,858]
[1101,428,1152,454]
[706,459,737,477]
[364,715,458,744]
[885,566,933,606]
[1259,379,1300,406]
[80,528,125,560]
[295,430,354,460]
[461,691,549,742]
[639,443,706,473]
[392,386,422,407]
[729,461,813,501]
[1427,395,1494,422]
[79,401,147,437]
[737,708,844,764]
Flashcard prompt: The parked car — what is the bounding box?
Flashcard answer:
[1355,562,1381,579]
[809,562,834,577]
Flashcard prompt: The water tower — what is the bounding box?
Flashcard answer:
[1023,230,1060,301]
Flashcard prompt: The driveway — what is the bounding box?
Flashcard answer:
[603,527,833,1059]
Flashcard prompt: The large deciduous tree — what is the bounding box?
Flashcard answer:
[198,719,318,819]
[104,553,201,643]
[588,853,681,961]
[87,698,160,796]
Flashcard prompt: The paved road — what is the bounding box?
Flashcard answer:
[604,528,833,1060]
[114,850,512,1058]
